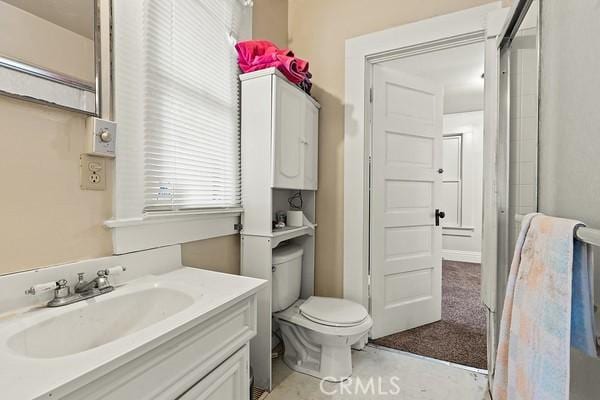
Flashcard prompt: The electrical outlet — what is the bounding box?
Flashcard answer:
[80,154,106,191]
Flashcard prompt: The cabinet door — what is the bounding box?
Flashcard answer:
[303,100,319,190]
[272,76,305,189]
[179,345,249,400]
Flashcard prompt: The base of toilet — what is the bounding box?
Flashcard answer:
[278,319,369,382]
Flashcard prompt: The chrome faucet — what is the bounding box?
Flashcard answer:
[25,266,127,307]
[75,270,112,293]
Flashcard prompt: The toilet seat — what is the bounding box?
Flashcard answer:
[275,298,372,336]
[299,296,369,327]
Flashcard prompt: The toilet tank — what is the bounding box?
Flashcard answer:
[272,244,303,312]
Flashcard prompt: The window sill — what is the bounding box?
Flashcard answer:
[105,208,243,254]
[442,226,475,237]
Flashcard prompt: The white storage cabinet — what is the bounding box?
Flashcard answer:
[246,68,319,190]
[239,67,319,391]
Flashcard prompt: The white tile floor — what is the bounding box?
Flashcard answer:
[266,345,488,400]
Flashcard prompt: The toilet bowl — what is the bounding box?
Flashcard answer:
[272,245,372,382]
[274,297,372,382]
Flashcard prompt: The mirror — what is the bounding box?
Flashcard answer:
[0,0,99,115]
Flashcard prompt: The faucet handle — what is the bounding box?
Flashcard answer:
[102,265,127,276]
[25,281,59,295]
[55,279,71,299]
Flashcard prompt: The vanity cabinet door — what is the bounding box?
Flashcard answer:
[272,75,305,189]
[179,345,249,400]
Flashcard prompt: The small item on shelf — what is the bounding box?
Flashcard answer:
[274,221,286,230]
[273,211,287,230]
[276,210,287,225]
[288,191,303,210]
[287,210,303,227]
[287,191,304,227]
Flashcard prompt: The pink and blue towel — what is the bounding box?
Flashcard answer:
[492,214,597,400]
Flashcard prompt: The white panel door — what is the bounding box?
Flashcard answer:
[272,76,305,189]
[370,65,444,339]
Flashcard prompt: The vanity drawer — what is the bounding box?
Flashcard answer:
[178,345,249,400]
[58,295,257,400]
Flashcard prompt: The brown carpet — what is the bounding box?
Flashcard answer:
[373,261,487,369]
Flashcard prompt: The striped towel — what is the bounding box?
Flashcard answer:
[492,214,597,400]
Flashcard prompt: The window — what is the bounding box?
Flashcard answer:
[144,0,242,211]
[109,0,251,253]
[442,134,463,227]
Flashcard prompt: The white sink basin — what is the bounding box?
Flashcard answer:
[7,287,194,358]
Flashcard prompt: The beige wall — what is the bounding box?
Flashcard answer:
[287,0,503,297]
[1,0,511,282]
[0,0,288,277]
[252,0,288,48]
[0,96,113,275]
[182,235,241,275]
[0,1,108,275]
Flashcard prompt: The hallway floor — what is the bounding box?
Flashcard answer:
[373,261,487,369]
[266,345,488,399]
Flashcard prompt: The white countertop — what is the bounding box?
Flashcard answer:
[0,267,267,399]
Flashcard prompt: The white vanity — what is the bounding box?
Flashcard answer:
[0,245,266,399]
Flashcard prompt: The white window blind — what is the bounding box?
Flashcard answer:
[143,0,243,211]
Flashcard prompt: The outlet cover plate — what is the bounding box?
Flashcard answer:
[80,154,106,190]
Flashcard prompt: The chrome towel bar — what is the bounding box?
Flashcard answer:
[515,214,600,247]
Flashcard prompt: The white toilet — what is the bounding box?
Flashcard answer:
[272,244,372,382]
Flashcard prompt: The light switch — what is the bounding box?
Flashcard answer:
[86,117,116,157]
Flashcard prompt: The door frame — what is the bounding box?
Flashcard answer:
[343,3,506,318]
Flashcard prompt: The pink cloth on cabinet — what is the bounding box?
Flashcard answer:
[235,40,309,84]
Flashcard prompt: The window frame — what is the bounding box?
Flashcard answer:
[442,130,476,238]
[106,0,251,254]
[442,133,464,229]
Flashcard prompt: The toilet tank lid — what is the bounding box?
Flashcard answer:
[272,244,304,265]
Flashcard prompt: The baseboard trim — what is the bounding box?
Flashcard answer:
[442,250,481,264]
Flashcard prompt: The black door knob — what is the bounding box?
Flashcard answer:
[435,209,446,226]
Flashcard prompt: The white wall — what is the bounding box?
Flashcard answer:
[537,1,600,398]
[441,111,483,263]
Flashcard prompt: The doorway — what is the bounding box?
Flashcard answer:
[367,42,487,370]
[343,3,508,374]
